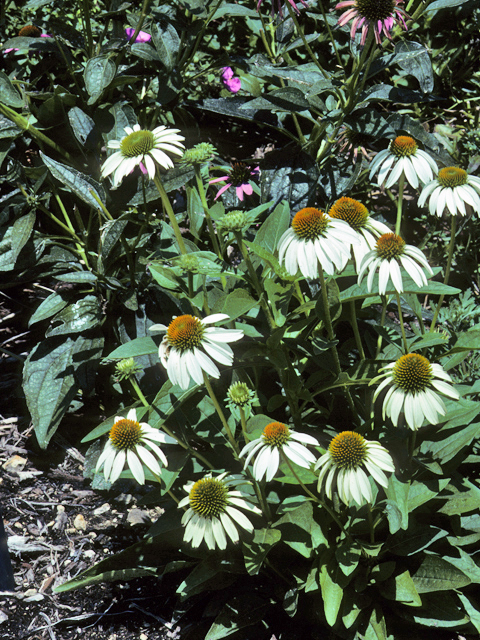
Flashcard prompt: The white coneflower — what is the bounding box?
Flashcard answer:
[369,135,438,190]
[239,421,319,482]
[96,408,175,484]
[277,207,359,278]
[357,233,433,295]
[150,314,243,390]
[101,124,185,186]
[328,197,391,270]
[179,473,261,550]
[315,431,395,506]
[418,166,480,217]
[371,353,460,430]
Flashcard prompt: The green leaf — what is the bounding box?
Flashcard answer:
[46,296,102,337]
[41,152,106,208]
[443,549,480,583]
[405,592,470,628]
[255,200,290,254]
[245,87,311,113]
[0,71,23,108]
[385,475,410,532]
[457,592,480,633]
[344,108,396,138]
[335,539,361,576]
[130,42,161,62]
[68,107,97,148]
[412,554,471,593]
[54,271,98,284]
[149,264,181,291]
[105,336,158,360]
[420,415,480,465]
[426,0,467,11]
[212,3,258,18]
[439,478,480,515]
[205,594,271,640]
[29,292,68,326]
[315,278,342,326]
[23,338,79,449]
[378,570,422,606]
[11,212,36,263]
[84,54,116,105]
[319,555,344,627]
[340,276,460,304]
[151,20,179,72]
[100,218,128,260]
[220,289,258,321]
[395,41,434,94]
[387,526,448,556]
[242,528,281,576]
[273,500,324,558]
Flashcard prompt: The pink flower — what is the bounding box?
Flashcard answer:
[336,0,408,46]
[125,27,151,43]
[209,162,260,201]
[221,67,241,94]
[257,0,309,18]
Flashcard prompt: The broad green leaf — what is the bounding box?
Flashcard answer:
[41,152,106,208]
[68,106,97,148]
[420,418,480,465]
[395,41,434,93]
[344,108,396,138]
[0,71,23,108]
[54,271,98,284]
[443,549,480,583]
[260,152,318,211]
[242,528,281,576]
[335,539,361,576]
[149,264,181,290]
[105,336,158,360]
[220,288,258,321]
[319,557,344,627]
[206,594,271,640]
[151,20,179,72]
[23,338,79,448]
[439,478,480,515]
[340,277,460,303]
[245,87,311,112]
[387,526,448,556]
[457,593,480,633]
[364,606,389,640]
[177,557,243,599]
[406,592,470,628]
[212,3,258,18]
[11,212,36,263]
[46,296,102,337]
[255,200,290,253]
[100,218,128,260]
[272,500,324,558]
[29,292,68,326]
[426,0,467,10]
[385,475,410,532]
[378,570,422,606]
[412,554,471,593]
[84,54,116,105]
[263,277,293,327]
[131,42,161,62]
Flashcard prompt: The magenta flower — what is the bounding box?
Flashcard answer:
[221,67,241,94]
[209,162,260,201]
[125,27,151,43]
[336,0,408,46]
[257,0,309,18]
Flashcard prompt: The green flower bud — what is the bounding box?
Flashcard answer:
[115,357,141,381]
[181,143,217,166]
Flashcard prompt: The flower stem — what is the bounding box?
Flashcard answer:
[234,231,276,329]
[153,173,187,255]
[350,300,365,360]
[129,377,150,408]
[203,373,239,454]
[395,172,406,236]
[0,103,72,162]
[375,296,388,358]
[395,292,409,353]
[194,166,222,259]
[429,215,457,333]
[367,503,375,544]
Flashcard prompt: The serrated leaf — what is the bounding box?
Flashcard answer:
[412,554,471,593]
[0,71,23,108]
[151,20,179,72]
[84,54,116,105]
[46,296,102,337]
[11,212,36,262]
[68,106,97,147]
[41,152,106,208]
[220,289,258,321]
[105,336,158,360]
[23,338,79,449]
[395,41,434,93]
[242,528,281,576]
[29,292,68,326]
